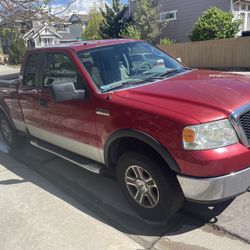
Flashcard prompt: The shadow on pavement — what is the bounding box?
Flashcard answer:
[0,139,232,240]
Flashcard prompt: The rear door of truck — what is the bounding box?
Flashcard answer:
[18,51,47,139]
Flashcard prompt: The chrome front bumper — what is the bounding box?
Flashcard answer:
[177,167,250,202]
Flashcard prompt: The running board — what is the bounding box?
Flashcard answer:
[30,140,103,174]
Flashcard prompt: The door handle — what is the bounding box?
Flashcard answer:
[39,98,47,107]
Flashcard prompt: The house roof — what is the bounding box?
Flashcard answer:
[23,26,62,40]
[69,14,89,23]
[33,26,62,39]
[0,11,30,25]
[76,14,89,22]
[59,32,77,41]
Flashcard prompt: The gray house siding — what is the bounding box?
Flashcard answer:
[159,0,231,42]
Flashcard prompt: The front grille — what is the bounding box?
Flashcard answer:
[239,111,250,140]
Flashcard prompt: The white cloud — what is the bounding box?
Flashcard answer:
[70,0,96,14]
[50,0,108,16]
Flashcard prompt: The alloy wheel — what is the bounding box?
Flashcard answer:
[124,165,160,208]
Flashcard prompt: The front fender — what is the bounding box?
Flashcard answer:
[104,129,180,173]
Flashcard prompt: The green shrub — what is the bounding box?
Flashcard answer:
[190,7,242,41]
[8,36,27,65]
[160,38,176,45]
[0,29,26,64]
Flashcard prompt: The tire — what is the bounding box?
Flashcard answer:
[116,152,184,221]
[0,114,25,149]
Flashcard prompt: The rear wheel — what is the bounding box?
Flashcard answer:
[116,152,183,221]
[0,114,25,149]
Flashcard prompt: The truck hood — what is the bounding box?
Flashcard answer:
[115,70,250,123]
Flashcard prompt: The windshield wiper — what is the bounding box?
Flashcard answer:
[101,79,144,92]
[158,68,179,77]
[181,66,192,70]
[157,66,192,78]
[101,66,193,93]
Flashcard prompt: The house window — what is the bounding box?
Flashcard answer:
[240,3,250,11]
[160,10,177,22]
[234,2,250,31]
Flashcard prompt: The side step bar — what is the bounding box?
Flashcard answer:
[30,140,103,174]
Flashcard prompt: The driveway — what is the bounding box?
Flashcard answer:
[0,65,20,75]
[0,136,249,250]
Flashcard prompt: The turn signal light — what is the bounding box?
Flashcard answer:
[183,128,195,143]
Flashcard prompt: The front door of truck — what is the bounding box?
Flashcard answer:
[38,51,101,162]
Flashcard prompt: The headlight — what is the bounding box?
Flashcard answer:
[182,119,239,150]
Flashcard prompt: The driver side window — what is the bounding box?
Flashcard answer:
[43,53,84,89]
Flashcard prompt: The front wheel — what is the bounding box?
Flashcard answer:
[0,114,25,149]
[116,152,184,221]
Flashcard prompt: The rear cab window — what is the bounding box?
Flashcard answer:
[23,53,43,87]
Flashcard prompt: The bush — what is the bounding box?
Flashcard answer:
[8,36,26,65]
[0,29,26,64]
[190,7,242,41]
[160,38,176,45]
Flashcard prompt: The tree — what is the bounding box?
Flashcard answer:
[132,0,165,43]
[99,0,131,39]
[81,3,104,40]
[0,0,75,30]
[190,7,242,41]
[0,29,26,64]
[120,25,141,39]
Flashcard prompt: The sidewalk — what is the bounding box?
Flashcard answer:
[0,151,142,250]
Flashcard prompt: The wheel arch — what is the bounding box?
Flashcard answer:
[104,129,180,173]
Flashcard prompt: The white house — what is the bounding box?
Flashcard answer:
[23,26,61,48]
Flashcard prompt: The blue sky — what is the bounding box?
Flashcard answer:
[52,0,128,14]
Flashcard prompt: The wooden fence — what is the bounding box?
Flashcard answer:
[158,37,250,69]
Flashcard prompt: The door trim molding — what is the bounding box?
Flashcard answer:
[27,124,104,163]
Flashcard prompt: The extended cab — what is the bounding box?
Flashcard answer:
[0,39,250,221]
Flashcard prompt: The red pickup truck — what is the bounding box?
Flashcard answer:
[0,39,250,221]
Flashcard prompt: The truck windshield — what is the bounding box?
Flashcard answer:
[77,41,185,92]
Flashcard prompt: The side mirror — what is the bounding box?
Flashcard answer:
[176,57,182,63]
[50,82,85,102]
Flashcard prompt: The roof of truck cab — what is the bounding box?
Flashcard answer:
[31,39,140,53]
